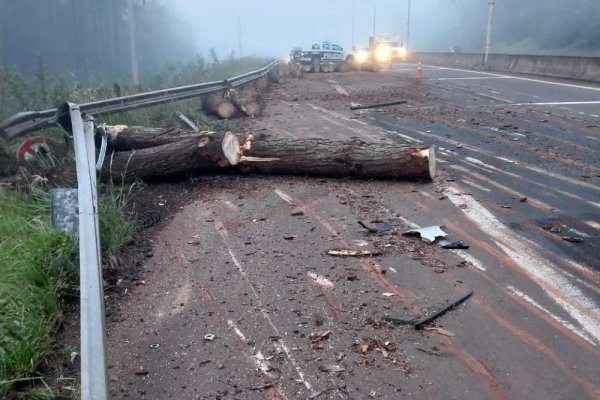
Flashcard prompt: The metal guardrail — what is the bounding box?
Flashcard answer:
[56,103,109,400]
[21,61,282,400]
[0,59,282,140]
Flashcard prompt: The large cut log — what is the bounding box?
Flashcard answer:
[100,127,436,181]
[335,63,351,73]
[226,88,261,118]
[241,85,259,98]
[287,63,303,78]
[254,76,269,92]
[102,134,217,180]
[103,125,207,151]
[268,66,286,84]
[237,134,435,179]
[203,93,235,119]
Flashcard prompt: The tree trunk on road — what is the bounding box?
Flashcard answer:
[100,127,436,181]
[227,88,261,118]
[103,125,205,151]
[254,77,269,92]
[268,65,287,84]
[203,93,235,119]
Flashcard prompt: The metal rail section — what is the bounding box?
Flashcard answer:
[29,62,281,400]
[56,103,109,399]
[1,59,281,139]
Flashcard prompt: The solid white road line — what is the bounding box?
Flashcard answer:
[506,287,596,346]
[427,65,600,92]
[430,76,510,81]
[513,100,600,106]
[446,187,600,345]
[227,320,278,378]
[216,221,317,396]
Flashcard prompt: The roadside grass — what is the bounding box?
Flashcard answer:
[0,188,77,398]
[0,55,267,398]
[0,185,134,399]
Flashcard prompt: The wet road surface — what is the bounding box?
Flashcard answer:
[107,66,600,399]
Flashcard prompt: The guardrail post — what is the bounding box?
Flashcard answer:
[57,103,110,400]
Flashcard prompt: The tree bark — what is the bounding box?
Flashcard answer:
[100,127,436,181]
[287,63,303,78]
[254,77,269,92]
[102,133,223,180]
[268,66,286,84]
[241,85,259,98]
[335,63,351,73]
[226,87,261,118]
[203,93,235,119]
[103,125,205,151]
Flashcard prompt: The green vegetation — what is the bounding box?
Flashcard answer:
[424,0,600,56]
[0,189,77,398]
[0,54,269,129]
[0,39,268,398]
[0,186,133,399]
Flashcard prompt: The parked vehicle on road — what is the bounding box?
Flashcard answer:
[290,41,345,72]
[347,35,407,67]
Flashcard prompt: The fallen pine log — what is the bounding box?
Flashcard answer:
[202,93,235,119]
[254,76,269,92]
[226,87,261,118]
[287,63,303,78]
[103,125,208,151]
[100,127,436,181]
[334,63,351,73]
[268,65,287,84]
[241,85,260,98]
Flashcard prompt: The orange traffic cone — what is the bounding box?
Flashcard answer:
[416,62,424,80]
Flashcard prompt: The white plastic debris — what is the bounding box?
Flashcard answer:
[403,226,448,243]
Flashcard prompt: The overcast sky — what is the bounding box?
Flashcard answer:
[170,0,486,57]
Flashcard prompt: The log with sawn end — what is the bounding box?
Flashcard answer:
[100,126,436,181]
[227,87,261,118]
[254,76,269,93]
[202,93,235,119]
[268,65,287,84]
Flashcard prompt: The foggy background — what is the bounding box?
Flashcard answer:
[1,0,599,81]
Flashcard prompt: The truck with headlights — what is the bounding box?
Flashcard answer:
[347,36,407,67]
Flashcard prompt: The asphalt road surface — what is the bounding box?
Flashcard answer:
[107,65,600,400]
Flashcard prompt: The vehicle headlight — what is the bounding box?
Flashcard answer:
[355,50,369,63]
[397,47,407,57]
[375,46,391,62]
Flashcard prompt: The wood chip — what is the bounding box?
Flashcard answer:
[318,364,346,373]
[327,249,382,257]
[308,330,331,344]
[423,326,455,337]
